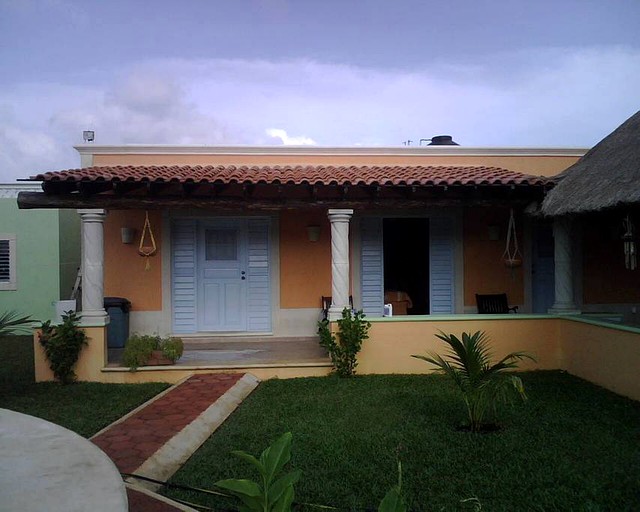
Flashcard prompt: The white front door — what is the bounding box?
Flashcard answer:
[197,219,248,331]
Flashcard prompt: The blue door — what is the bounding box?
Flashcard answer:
[197,219,248,331]
[532,222,555,313]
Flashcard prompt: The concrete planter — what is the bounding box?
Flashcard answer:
[146,350,174,366]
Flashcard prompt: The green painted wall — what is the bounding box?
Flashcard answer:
[0,196,80,322]
[58,209,81,301]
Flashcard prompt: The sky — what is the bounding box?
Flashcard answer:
[0,0,639,182]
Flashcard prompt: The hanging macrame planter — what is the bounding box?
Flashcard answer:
[138,211,157,271]
[622,214,637,270]
[503,208,523,268]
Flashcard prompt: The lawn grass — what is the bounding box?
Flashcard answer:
[166,371,640,511]
[0,335,169,437]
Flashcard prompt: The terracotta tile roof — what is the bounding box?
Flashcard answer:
[31,165,551,187]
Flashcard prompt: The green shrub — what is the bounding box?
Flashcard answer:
[379,461,407,512]
[0,310,34,337]
[318,307,371,377]
[412,330,534,432]
[39,312,88,384]
[162,336,184,362]
[215,433,407,512]
[122,333,184,370]
[215,432,301,512]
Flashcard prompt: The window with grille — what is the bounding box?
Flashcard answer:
[0,235,16,290]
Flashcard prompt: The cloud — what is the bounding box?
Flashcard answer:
[265,128,316,145]
[1,0,89,26]
[0,104,72,179]
[0,45,639,181]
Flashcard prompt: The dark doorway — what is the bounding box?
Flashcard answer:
[383,218,430,315]
[532,221,555,313]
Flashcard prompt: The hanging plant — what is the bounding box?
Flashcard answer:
[138,210,157,270]
[503,209,523,268]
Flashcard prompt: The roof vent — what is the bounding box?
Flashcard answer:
[428,135,458,146]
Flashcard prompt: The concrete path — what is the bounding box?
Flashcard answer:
[91,373,260,512]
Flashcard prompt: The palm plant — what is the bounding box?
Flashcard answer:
[0,310,34,337]
[412,331,534,432]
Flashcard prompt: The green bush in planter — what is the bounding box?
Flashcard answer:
[161,336,184,362]
[39,312,88,384]
[317,307,370,377]
[122,334,184,370]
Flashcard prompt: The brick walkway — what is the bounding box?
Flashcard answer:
[91,373,253,512]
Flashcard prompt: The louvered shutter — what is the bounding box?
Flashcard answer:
[171,220,197,333]
[429,216,455,314]
[360,217,384,317]
[246,218,271,332]
[0,239,9,282]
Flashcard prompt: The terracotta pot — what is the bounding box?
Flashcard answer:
[146,350,173,366]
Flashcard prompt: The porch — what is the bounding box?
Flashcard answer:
[107,336,330,367]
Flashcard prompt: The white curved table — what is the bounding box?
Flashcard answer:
[0,408,128,512]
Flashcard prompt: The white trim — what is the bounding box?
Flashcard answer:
[74,144,588,158]
[0,183,42,198]
[0,234,17,291]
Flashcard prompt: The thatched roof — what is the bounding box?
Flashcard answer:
[541,110,640,216]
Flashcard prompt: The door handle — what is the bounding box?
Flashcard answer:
[241,271,246,280]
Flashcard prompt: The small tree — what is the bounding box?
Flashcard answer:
[318,307,371,377]
[39,312,88,384]
[412,330,535,432]
[215,432,301,512]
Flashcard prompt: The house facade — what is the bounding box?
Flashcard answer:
[0,183,80,322]
[20,144,640,401]
[19,145,586,338]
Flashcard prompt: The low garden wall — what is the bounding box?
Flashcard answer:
[359,315,640,401]
[33,315,640,401]
[358,315,561,375]
[559,318,640,401]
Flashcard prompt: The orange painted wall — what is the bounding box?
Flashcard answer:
[279,210,332,308]
[359,318,560,375]
[582,211,640,304]
[559,320,640,401]
[93,153,580,177]
[104,210,163,311]
[463,207,524,307]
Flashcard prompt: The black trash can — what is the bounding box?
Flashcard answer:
[104,297,131,349]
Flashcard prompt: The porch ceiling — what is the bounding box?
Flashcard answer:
[18,164,553,210]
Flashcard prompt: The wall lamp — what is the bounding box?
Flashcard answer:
[121,227,136,244]
[307,225,321,242]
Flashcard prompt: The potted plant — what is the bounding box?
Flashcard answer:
[122,334,184,370]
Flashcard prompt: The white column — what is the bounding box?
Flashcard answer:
[328,209,354,321]
[78,209,108,325]
[549,217,580,315]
